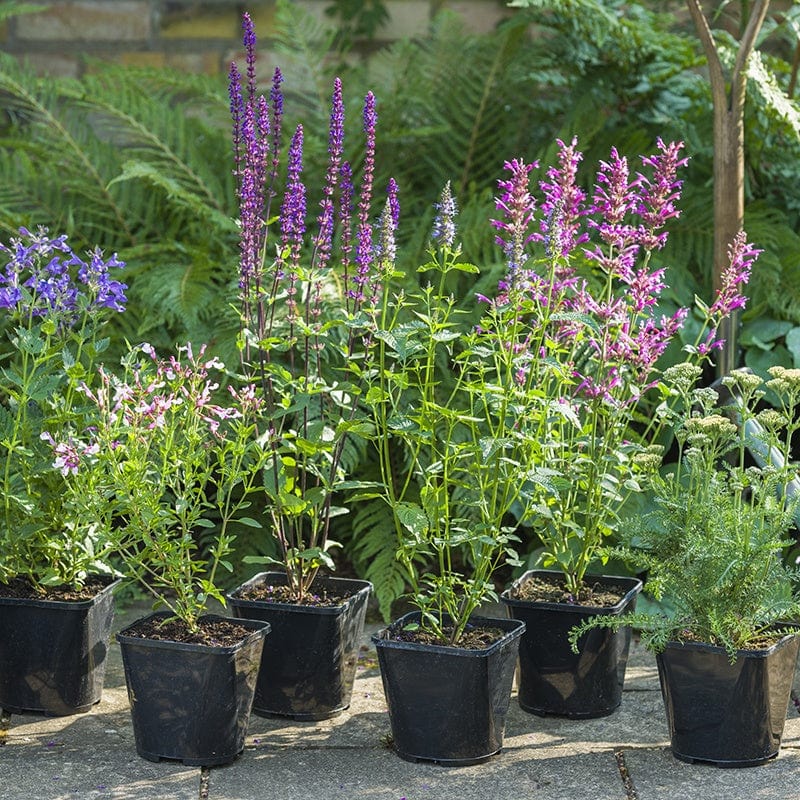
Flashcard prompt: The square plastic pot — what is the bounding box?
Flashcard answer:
[227,572,372,720]
[117,612,270,766]
[0,578,119,715]
[657,633,800,767]
[501,570,642,718]
[372,611,525,766]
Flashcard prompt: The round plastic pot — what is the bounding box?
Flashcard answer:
[227,572,372,720]
[656,633,800,767]
[117,612,270,766]
[0,578,120,716]
[501,570,642,718]
[372,611,525,766]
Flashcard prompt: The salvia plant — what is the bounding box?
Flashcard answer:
[362,179,525,645]
[569,363,800,660]
[0,226,126,592]
[229,14,393,601]
[479,138,757,597]
[54,343,271,631]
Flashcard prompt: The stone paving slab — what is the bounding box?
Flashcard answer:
[219,745,626,800]
[0,739,200,800]
[2,605,800,799]
[623,745,800,800]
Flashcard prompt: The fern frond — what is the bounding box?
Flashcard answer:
[350,497,407,621]
[0,54,134,243]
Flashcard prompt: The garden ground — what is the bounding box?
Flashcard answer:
[1,601,799,800]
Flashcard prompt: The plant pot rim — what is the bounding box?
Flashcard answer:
[0,576,121,610]
[226,571,372,615]
[659,630,799,660]
[372,610,525,658]
[501,569,642,614]
[116,611,270,654]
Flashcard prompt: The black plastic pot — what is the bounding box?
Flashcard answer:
[501,569,642,718]
[657,633,800,767]
[372,612,525,766]
[0,578,119,715]
[117,612,270,766]
[227,572,372,720]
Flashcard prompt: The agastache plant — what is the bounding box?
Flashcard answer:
[229,15,395,600]
[0,227,127,592]
[482,138,757,596]
[363,181,527,644]
[54,344,271,631]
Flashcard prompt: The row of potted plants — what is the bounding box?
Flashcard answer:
[1,12,798,770]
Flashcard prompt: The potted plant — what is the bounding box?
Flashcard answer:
[362,183,526,765]
[0,227,126,715]
[484,139,757,717]
[57,343,272,765]
[572,364,800,766]
[223,15,374,721]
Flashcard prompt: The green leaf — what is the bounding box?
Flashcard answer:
[786,327,800,367]
[395,502,429,536]
[450,262,480,274]
[740,318,793,348]
[235,516,262,529]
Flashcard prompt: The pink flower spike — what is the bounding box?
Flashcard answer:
[709,230,759,317]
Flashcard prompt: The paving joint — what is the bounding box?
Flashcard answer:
[614,747,639,800]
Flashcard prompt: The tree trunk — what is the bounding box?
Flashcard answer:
[685,0,770,375]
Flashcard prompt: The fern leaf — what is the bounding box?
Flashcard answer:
[350,498,407,621]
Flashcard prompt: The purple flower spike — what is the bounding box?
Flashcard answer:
[242,12,257,106]
[709,230,759,316]
[387,177,400,231]
[636,138,688,250]
[280,124,306,272]
[339,161,355,307]
[538,136,588,259]
[269,67,284,191]
[374,180,399,269]
[228,62,244,182]
[315,78,345,272]
[432,181,458,248]
[491,158,538,278]
[355,92,377,286]
[591,147,636,227]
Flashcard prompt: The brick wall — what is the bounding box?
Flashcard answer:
[0,0,511,77]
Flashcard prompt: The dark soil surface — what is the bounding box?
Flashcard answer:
[0,575,115,602]
[121,616,256,647]
[237,582,355,607]
[510,573,628,607]
[674,629,795,652]
[387,623,507,650]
